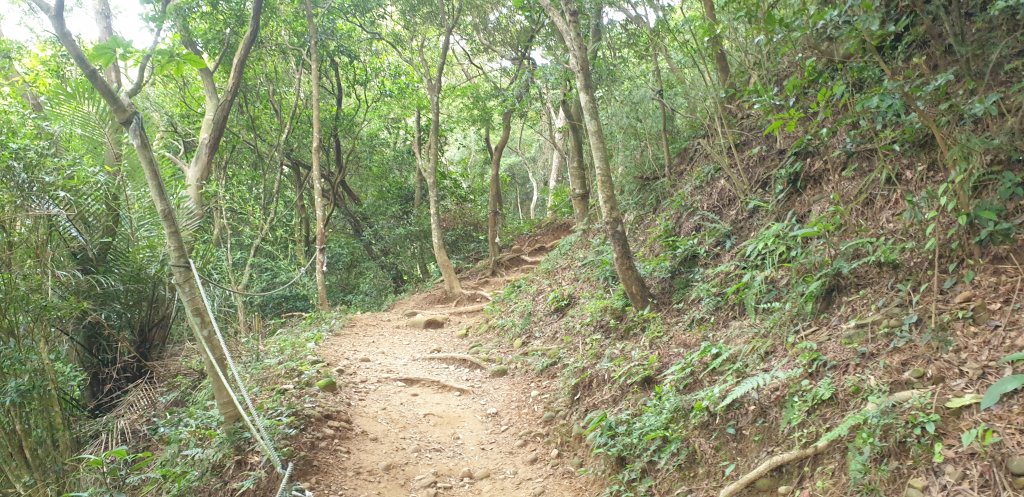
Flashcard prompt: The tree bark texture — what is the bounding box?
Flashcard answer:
[560,96,590,224]
[178,0,264,218]
[304,0,330,311]
[30,0,242,425]
[421,7,463,297]
[540,0,653,310]
[487,109,512,273]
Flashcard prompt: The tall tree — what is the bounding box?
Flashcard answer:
[305,0,330,311]
[560,90,590,223]
[170,0,265,218]
[350,0,465,296]
[29,0,242,426]
[700,0,731,92]
[540,0,653,310]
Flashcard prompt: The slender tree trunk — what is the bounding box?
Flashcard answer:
[487,109,512,273]
[176,0,264,218]
[421,16,463,297]
[545,103,566,218]
[305,0,330,311]
[31,0,242,426]
[560,96,589,224]
[515,180,524,221]
[653,50,671,176]
[700,0,732,92]
[540,0,653,310]
[90,0,124,268]
[526,165,538,219]
[290,164,310,264]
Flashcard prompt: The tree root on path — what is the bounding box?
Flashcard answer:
[718,389,930,497]
[382,375,474,393]
[417,353,488,370]
[407,303,487,317]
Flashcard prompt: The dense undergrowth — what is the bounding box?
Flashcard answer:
[478,1,1024,496]
[58,314,341,497]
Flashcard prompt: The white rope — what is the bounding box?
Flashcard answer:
[189,259,285,473]
[275,463,294,497]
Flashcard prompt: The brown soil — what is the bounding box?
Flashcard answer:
[294,232,595,497]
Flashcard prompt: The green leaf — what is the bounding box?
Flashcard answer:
[944,393,983,408]
[181,52,208,69]
[980,374,1024,410]
[961,428,978,447]
[999,351,1024,363]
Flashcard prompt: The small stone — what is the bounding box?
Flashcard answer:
[541,411,556,423]
[359,356,371,362]
[413,476,437,490]
[408,315,449,329]
[569,458,583,469]
[513,337,524,349]
[456,327,469,338]
[753,478,777,492]
[402,310,420,317]
[1013,477,1024,490]
[777,486,794,495]
[378,462,393,473]
[316,378,338,392]
[489,365,509,378]
[486,407,499,415]
[904,488,924,497]
[907,368,926,379]
[550,449,559,458]
[907,478,927,491]
[460,467,473,479]
[514,439,528,448]
[530,488,545,497]
[473,469,491,480]
[525,453,539,465]
[884,318,903,329]
[1008,456,1024,476]
[952,290,975,305]
[943,464,963,483]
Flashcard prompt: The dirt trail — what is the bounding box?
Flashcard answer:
[296,240,593,497]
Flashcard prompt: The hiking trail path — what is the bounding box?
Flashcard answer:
[296,234,595,497]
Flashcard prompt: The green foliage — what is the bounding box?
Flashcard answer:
[980,374,1024,410]
[782,376,836,433]
[719,367,801,411]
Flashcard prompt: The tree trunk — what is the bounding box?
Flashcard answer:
[525,165,538,219]
[291,164,310,264]
[545,103,566,218]
[560,96,589,224]
[700,0,732,92]
[540,0,653,310]
[305,0,330,311]
[653,49,671,176]
[487,109,512,273]
[177,0,264,218]
[32,0,242,426]
[421,17,462,298]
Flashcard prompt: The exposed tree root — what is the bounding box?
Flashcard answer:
[417,353,487,370]
[718,389,929,497]
[453,291,491,306]
[382,375,473,393]
[406,303,487,317]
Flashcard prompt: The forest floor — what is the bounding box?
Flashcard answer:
[293,229,594,497]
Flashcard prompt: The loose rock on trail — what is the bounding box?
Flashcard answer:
[295,238,593,497]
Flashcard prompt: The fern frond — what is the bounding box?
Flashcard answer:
[719,367,802,410]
